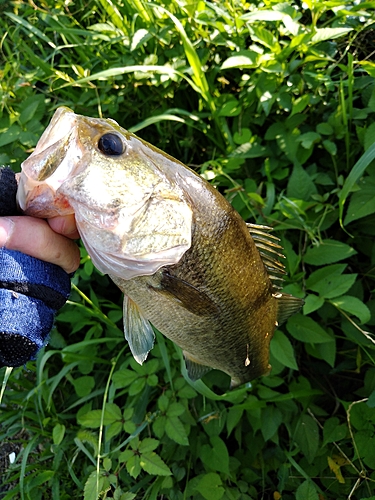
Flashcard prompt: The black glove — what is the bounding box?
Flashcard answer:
[0,167,71,367]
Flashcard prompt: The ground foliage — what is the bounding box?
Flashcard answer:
[1,0,375,498]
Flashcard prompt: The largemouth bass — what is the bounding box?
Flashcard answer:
[17,107,303,387]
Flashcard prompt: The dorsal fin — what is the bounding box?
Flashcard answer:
[246,223,286,289]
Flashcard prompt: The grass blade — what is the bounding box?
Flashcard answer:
[339,141,375,228]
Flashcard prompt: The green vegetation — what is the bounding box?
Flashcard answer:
[1,0,375,498]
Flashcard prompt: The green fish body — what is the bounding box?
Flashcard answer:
[17,107,303,387]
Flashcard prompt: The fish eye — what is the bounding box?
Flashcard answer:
[98,133,125,156]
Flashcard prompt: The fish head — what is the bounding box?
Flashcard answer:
[17,107,192,279]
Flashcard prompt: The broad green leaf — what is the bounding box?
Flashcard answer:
[52,423,66,445]
[305,338,336,367]
[261,405,283,441]
[83,470,106,500]
[316,123,333,135]
[291,94,310,116]
[140,452,172,476]
[166,402,185,418]
[139,438,159,454]
[270,331,298,370]
[330,296,371,324]
[218,99,241,117]
[111,368,138,388]
[294,414,319,463]
[165,416,189,445]
[200,436,230,474]
[306,266,357,299]
[323,417,347,446]
[126,455,141,478]
[345,177,375,224]
[296,480,319,500]
[73,376,95,397]
[130,28,152,51]
[306,264,346,288]
[303,294,324,314]
[220,50,258,70]
[323,139,337,155]
[297,131,320,149]
[287,315,333,343]
[241,10,285,21]
[311,27,352,43]
[0,124,21,147]
[196,473,225,500]
[304,240,356,265]
[287,163,317,200]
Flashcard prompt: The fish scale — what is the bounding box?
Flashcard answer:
[17,107,303,387]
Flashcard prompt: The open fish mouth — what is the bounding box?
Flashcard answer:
[17,107,80,217]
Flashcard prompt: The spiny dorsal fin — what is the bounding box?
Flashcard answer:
[273,292,304,325]
[246,223,286,289]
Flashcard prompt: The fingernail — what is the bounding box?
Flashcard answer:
[0,218,15,246]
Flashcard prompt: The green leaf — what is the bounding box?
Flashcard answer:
[287,315,333,343]
[270,331,298,370]
[0,124,21,147]
[297,131,320,149]
[296,480,319,500]
[303,294,324,314]
[220,50,258,69]
[52,423,66,445]
[345,178,375,224]
[287,163,317,200]
[73,376,95,397]
[316,123,333,135]
[306,265,357,299]
[330,296,371,324]
[339,141,375,228]
[83,470,105,500]
[138,438,160,454]
[323,139,337,156]
[166,402,185,418]
[165,416,189,446]
[126,455,141,479]
[200,436,230,474]
[261,406,283,441]
[294,414,319,463]
[140,452,172,476]
[311,27,352,43]
[195,473,225,500]
[323,417,347,446]
[304,240,356,265]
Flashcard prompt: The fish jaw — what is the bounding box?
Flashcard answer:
[17,107,79,217]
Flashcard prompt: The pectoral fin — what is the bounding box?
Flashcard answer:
[123,294,155,364]
[149,271,219,317]
[184,351,212,381]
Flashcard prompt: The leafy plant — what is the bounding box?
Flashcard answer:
[1,0,375,499]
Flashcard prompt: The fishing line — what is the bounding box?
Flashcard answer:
[0,366,13,405]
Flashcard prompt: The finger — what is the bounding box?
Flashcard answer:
[48,214,80,239]
[0,216,80,273]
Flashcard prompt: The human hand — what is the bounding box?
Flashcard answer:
[0,167,78,367]
[0,214,80,274]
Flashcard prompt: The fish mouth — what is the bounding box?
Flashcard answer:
[17,107,79,217]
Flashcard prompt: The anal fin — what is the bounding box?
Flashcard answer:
[184,351,212,381]
[123,294,155,364]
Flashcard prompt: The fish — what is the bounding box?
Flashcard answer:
[17,106,303,387]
